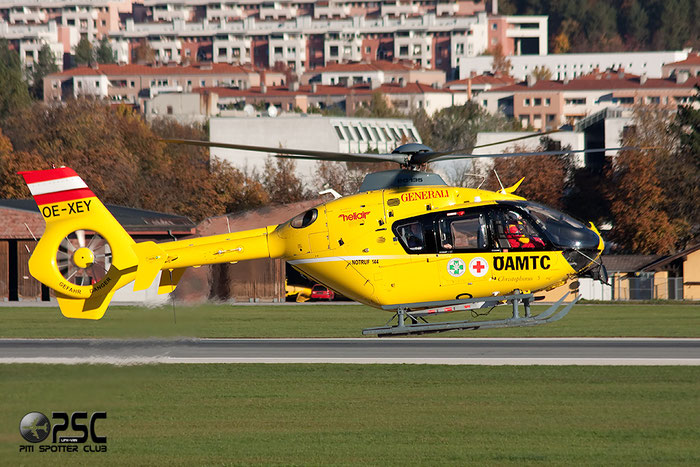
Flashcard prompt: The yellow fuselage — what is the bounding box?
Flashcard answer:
[159,185,601,311]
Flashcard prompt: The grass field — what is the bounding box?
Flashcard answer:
[1,364,699,465]
[1,302,699,338]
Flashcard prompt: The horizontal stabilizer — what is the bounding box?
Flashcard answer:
[158,268,186,295]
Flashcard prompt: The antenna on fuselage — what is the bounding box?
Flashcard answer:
[494,169,506,194]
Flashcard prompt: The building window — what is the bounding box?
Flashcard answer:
[399,45,409,56]
[534,98,542,106]
[167,106,173,115]
[330,46,338,56]
[545,98,551,106]
[524,98,530,106]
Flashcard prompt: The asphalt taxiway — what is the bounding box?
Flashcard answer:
[1,338,700,365]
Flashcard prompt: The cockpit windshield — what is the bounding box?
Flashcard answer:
[516,202,600,249]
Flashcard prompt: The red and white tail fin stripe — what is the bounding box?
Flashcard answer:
[19,167,95,206]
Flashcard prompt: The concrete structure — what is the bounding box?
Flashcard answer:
[459,50,692,81]
[208,115,421,181]
[0,199,195,304]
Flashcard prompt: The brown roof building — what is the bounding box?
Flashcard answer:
[480,69,700,130]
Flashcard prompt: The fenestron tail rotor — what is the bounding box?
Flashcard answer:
[57,231,112,286]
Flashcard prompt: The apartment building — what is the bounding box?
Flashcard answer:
[662,51,700,79]
[194,80,467,116]
[480,69,700,131]
[44,62,260,104]
[300,60,445,87]
[1,0,547,77]
[458,50,691,81]
[0,0,134,40]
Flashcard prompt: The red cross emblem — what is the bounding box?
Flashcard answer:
[469,257,489,277]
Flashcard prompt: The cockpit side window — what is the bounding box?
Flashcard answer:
[491,209,547,250]
[438,213,488,251]
[290,209,318,229]
[396,221,425,252]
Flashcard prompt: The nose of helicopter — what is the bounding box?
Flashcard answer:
[562,223,607,282]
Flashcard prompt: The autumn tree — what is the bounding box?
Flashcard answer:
[262,157,312,203]
[605,105,678,254]
[487,44,511,77]
[1,100,269,221]
[531,66,553,81]
[483,138,571,209]
[0,129,46,198]
[134,40,156,64]
[663,87,700,246]
[0,39,31,119]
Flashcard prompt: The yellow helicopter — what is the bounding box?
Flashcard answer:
[20,135,610,336]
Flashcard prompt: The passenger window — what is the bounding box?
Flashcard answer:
[438,214,487,251]
[492,209,546,250]
[396,221,425,252]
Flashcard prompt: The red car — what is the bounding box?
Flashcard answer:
[310,284,335,301]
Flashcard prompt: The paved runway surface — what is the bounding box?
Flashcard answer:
[2,338,700,365]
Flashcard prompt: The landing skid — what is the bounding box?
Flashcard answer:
[362,292,580,337]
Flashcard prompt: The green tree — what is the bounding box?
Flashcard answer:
[29,43,59,100]
[619,0,649,48]
[74,36,94,66]
[354,91,403,118]
[95,36,116,64]
[0,39,31,119]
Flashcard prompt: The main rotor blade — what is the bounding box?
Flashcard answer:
[410,129,561,165]
[163,138,405,164]
[430,146,649,162]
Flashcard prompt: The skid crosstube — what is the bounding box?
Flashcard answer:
[362,292,580,337]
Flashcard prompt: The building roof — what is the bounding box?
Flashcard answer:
[445,74,515,88]
[495,72,700,93]
[641,244,700,272]
[0,199,195,237]
[664,52,700,67]
[601,254,661,273]
[200,81,450,98]
[308,60,423,73]
[48,63,257,79]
